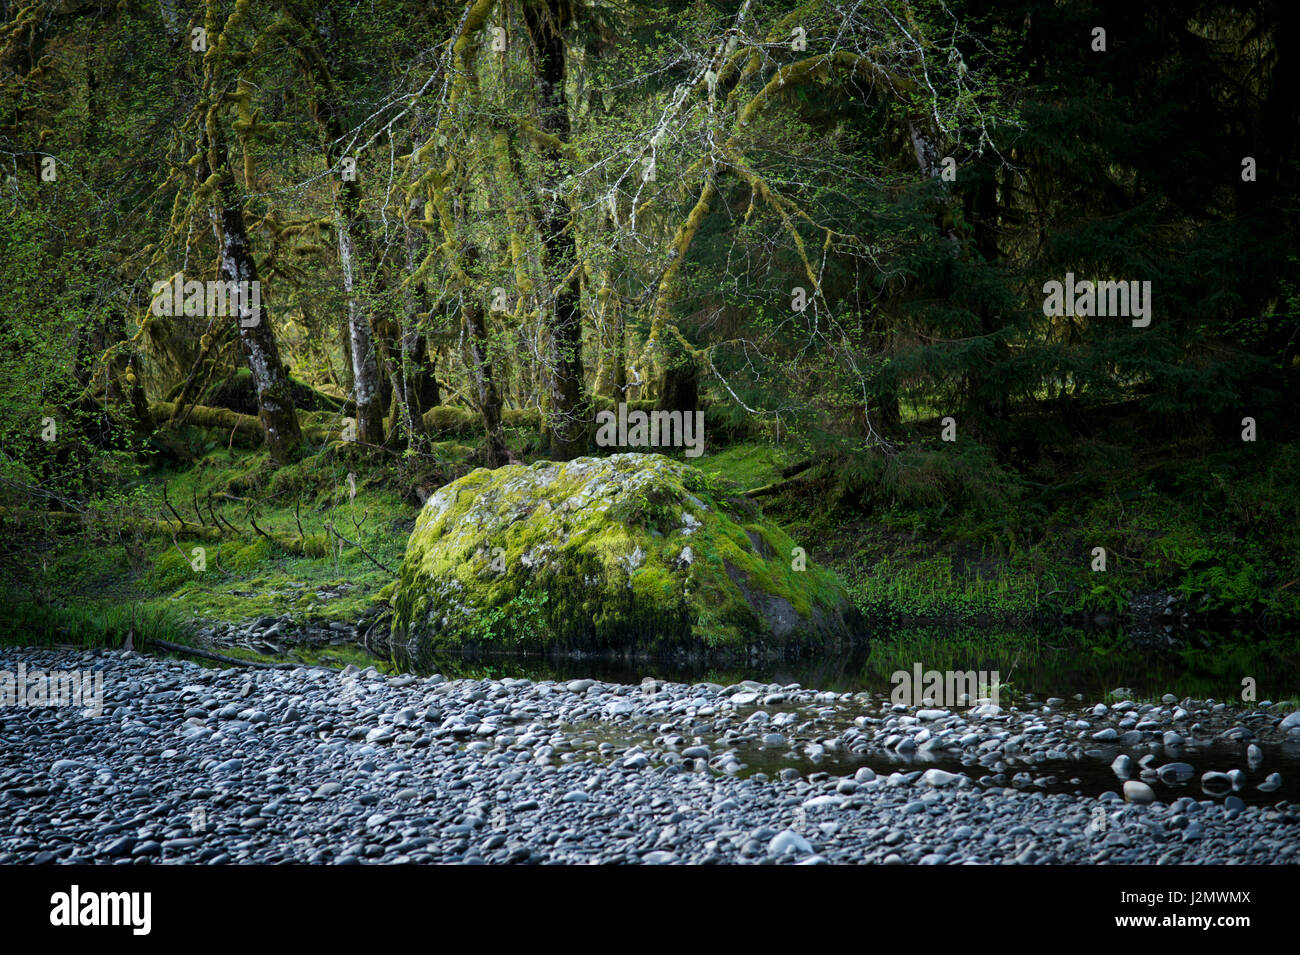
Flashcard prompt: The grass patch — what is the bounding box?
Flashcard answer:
[0,595,194,650]
[687,443,799,490]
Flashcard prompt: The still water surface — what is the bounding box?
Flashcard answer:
[392,626,1300,806]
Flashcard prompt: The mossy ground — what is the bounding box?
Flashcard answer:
[130,446,414,624]
[753,426,1300,627]
[1,439,469,663]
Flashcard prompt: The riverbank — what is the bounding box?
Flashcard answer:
[7,425,1300,659]
[3,646,1298,865]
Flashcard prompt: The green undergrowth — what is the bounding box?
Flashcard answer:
[842,555,1041,620]
[0,594,193,650]
[752,425,1300,625]
[1031,437,1300,619]
[5,442,447,645]
[131,446,417,626]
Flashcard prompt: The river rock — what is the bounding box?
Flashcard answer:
[1157,762,1194,785]
[1201,772,1233,795]
[1123,780,1156,804]
[768,830,813,856]
[920,769,961,787]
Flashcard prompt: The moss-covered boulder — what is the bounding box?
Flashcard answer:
[389,453,866,660]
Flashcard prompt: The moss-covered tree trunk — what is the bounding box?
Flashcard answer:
[323,126,384,447]
[165,322,231,427]
[523,0,588,460]
[337,204,385,447]
[195,6,300,464]
[382,200,437,447]
[83,310,154,445]
[463,296,509,468]
[286,0,385,447]
[337,321,354,395]
[613,306,627,398]
[216,185,302,463]
[657,355,699,416]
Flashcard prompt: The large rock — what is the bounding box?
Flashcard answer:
[389,453,865,659]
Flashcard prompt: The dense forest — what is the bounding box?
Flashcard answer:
[1,0,1298,649]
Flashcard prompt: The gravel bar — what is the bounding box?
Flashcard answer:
[3,647,1299,865]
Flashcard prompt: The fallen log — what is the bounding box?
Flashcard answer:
[150,400,261,436]
[744,475,812,499]
[148,639,300,669]
[149,401,336,443]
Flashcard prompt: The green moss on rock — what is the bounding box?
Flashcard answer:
[390,453,865,659]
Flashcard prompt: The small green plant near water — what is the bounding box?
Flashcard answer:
[1151,535,1264,614]
[1085,581,1128,614]
[843,554,1038,620]
[986,676,1020,707]
[468,590,551,643]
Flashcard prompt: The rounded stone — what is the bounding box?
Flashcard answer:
[1123,780,1156,804]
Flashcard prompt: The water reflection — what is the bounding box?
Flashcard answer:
[393,625,1300,704]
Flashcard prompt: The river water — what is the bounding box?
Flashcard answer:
[402,625,1300,702]
[392,625,1300,807]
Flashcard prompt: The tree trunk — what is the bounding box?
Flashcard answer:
[167,322,231,426]
[613,309,627,398]
[657,355,698,415]
[420,340,442,410]
[337,208,386,446]
[217,185,303,463]
[649,177,716,415]
[337,321,354,395]
[289,2,385,447]
[91,310,154,445]
[524,1,587,460]
[383,319,434,448]
[463,297,509,468]
[382,202,438,447]
[197,18,300,464]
